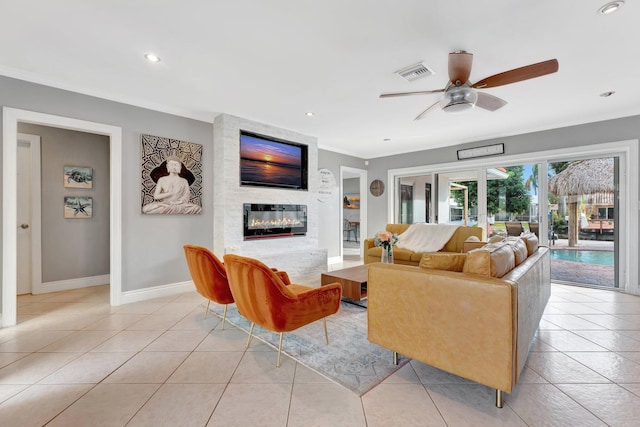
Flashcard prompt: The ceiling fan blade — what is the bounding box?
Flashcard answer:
[475,92,508,111]
[448,51,473,85]
[380,89,444,98]
[414,101,440,120]
[472,59,559,89]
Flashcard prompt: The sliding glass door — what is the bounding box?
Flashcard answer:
[435,170,479,226]
[388,141,635,292]
[547,156,618,288]
[396,175,433,223]
[484,164,540,239]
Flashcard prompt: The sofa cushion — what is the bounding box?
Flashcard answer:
[505,237,528,266]
[442,226,483,253]
[521,232,539,256]
[419,253,467,272]
[368,246,414,262]
[463,242,515,278]
[387,223,410,236]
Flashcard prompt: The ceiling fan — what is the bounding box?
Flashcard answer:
[380,51,559,120]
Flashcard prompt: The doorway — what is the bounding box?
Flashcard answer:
[340,166,367,259]
[547,156,618,288]
[2,107,123,327]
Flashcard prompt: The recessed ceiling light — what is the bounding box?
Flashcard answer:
[144,53,161,63]
[598,1,624,14]
[600,91,615,97]
[305,112,315,117]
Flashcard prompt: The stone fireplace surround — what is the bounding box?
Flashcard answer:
[212,114,327,282]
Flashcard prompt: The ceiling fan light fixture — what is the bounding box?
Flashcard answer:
[439,85,477,113]
[598,1,624,14]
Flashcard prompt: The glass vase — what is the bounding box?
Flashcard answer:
[381,245,394,264]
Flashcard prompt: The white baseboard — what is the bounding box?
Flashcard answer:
[121,280,194,305]
[328,256,343,265]
[343,248,360,256]
[35,274,110,295]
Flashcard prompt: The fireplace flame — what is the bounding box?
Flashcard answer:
[250,217,302,229]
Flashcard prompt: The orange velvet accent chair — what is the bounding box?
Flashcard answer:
[184,245,235,329]
[223,254,342,367]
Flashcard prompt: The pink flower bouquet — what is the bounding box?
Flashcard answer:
[374,231,399,249]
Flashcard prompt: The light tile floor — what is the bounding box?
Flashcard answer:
[1,266,640,425]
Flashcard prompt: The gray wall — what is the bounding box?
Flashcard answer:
[1,75,214,297]
[365,117,640,239]
[3,73,639,303]
[18,124,109,282]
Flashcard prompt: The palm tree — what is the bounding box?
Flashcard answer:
[525,164,538,195]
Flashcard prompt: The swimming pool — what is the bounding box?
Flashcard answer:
[550,250,614,266]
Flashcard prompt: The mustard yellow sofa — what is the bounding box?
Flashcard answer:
[367,234,550,408]
[363,224,483,265]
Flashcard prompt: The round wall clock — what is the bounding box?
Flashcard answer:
[369,179,385,197]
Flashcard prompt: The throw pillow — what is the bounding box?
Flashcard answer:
[463,242,515,278]
[488,235,505,243]
[419,253,467,272]
[520,232,539,256]
[505,237,528,265]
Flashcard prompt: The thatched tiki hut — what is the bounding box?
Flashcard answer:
[548,158,615,247]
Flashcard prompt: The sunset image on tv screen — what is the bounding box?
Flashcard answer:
[240,133,304,188]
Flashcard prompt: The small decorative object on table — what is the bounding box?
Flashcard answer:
[375,231,398,264]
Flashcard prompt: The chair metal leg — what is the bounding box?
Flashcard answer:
[393,352,399,365]
[221,304,228,330]
[245,322,255,349]
[277,332,284,368]
[203,300,211,320]
[496,389,504,408]
[323,318,329,345]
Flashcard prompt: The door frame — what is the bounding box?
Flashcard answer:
[340,166,367,259]
[17,133,42,295]
[2,107,123,327]
[386,140,639,294]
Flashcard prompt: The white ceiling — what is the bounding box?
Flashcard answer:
[1,1,638,159]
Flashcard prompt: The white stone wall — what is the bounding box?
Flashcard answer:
[212,114,326,279]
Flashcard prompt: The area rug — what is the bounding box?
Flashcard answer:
[206,301,408,396]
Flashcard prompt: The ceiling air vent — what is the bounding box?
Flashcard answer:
[396,61,435,82]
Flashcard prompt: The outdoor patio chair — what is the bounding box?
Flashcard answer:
[506,222,524,237]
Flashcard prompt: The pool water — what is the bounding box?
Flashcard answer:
[550,250,614,266]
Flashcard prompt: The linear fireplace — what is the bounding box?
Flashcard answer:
[243,203,307,240]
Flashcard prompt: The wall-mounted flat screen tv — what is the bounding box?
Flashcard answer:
[239,130,308,190]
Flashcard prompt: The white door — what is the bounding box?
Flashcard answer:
[17,141,32,295]
[16,133,42,296]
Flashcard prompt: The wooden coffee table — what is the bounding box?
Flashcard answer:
[321,264,368,301]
